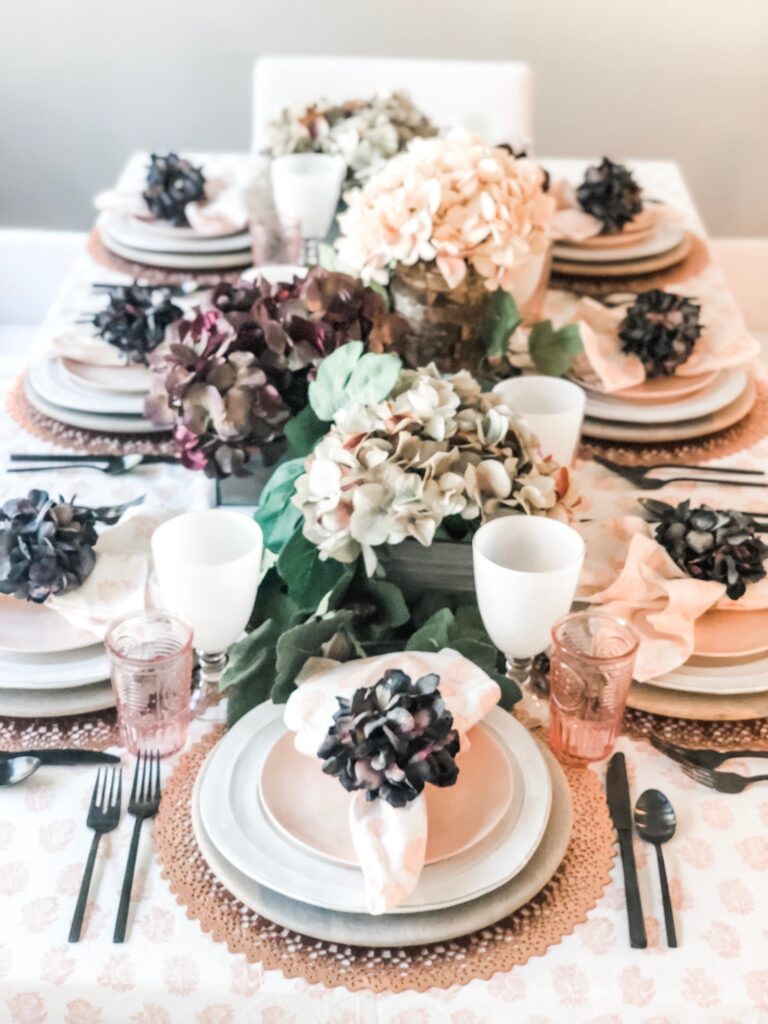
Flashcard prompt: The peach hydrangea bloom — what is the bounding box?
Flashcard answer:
[337,132,554,291]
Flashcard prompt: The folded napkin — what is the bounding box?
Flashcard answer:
[46,330,128,368]
[95,163,250,238]
[548,178,674,244]
[284,649,501,914]
[48,506,173,639]
[544,288,761,394]
[578,517,768,680]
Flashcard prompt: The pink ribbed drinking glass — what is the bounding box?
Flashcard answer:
[548,611,638,764]
[105,611,193,757]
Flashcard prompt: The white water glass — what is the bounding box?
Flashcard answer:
[473,515,585,716]
[270,153,346,265]
[151,510,263,708]
[493,375,586,466]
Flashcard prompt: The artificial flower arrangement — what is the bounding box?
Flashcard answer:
[334,131,559,373]
[220,343,576,725]
[0,491,136,603]
[144,269,408,477]
[265,91,438,183]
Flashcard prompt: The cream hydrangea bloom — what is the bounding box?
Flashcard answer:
[336,132,554,291]
[292,365,575,573]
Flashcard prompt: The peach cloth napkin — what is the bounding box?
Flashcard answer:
[284,649,500,914]
[48,507,173,639]
[577,516,768,680]
[548,178,671,243]
[544,289,761,393]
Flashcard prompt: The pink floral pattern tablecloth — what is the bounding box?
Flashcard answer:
[0,158,766,1022]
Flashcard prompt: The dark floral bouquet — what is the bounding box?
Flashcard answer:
[144,268,408,477]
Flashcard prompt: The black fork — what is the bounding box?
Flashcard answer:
[69,766,122,943]
[113,751,162,943]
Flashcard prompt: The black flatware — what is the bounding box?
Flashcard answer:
[0,749,120,766]
[69,766,122,942]
[10,453,179,465]
[650,733,768,770]
[679,762,768,794]
[592,454,768,491]
[606,752,647,948]
[114,751,162,943]
[634,789,678,948]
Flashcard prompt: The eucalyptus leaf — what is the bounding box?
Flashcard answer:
[308,341,364,421]
[284,405,328,459]
[481,289,521,358]
[273,610,356,701]
[346,352,402,408]
[248,567,299,632]
[222,618,282,726]
[528,321,584,377]
[253,458,305,554]
[405,607,454,652]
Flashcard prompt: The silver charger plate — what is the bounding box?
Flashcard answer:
[192,741,572,947]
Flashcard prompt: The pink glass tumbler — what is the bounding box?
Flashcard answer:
[105,611,194,757]
[548,611,639,764]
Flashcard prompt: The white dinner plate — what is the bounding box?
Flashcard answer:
[582,375,756,443]
[0,595,100,655]
[650,649,768,696]
[199,702,552,916]
[101,212,252,255]
[552,222,685,264]
[239,264,307,285]
[28,358,146,416]
[100,228,253,271]
[61,360,152,395]
[0,680,115,718]
[25,374,167,435]
[0,644,110,689]
[192,741,572,947]
[584,370,747,424]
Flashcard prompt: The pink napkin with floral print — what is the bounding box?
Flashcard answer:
[577,517,768,680]
[284,649,500,914]
[544,289,761,394]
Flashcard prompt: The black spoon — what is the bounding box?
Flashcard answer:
[634,788,678,947]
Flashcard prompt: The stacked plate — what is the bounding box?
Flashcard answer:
[24,356,161,436]
[628,607,768,720]
[0,597,114,717]
[99,211,253,271]
[193,700,573,946]
[577,368,756,443]
[552,218,691,279]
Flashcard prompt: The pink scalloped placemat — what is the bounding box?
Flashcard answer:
[155,725,614,993]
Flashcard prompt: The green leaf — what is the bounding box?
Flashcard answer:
[222,618,282,726]
[284,405,328,459]
[346,352,402,407]
[253,457,306,554]
[528,321,584,377]
[491,670,521,710]
[405,607,455,652]
[273,610,356,702]
[317,242,340,272]
[342,576,411,639]
[276,527,354,612]
[248,567,299,632]
[481,289,521,358]
[308,341,364,421]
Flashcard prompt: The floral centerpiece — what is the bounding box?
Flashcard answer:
[265,91,438,183]
[335,132,555,373]
[220,345,576,726]
[144,269,408,477]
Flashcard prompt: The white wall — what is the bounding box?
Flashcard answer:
[1,0,766,235]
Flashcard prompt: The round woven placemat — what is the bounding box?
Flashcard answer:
[7,374,175,456]
[87,229,249,285]
[0,708,120,751]
[155,726,613,993]
[579,378,768,465]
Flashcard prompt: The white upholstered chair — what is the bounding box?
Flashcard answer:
[252,56,532,152]
[0,229,85,357]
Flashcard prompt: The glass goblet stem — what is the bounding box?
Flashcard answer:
[507,656,550,727]
[300,237,319,266]
[191,650,228,716]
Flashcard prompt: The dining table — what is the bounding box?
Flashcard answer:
[0,155,766,1023]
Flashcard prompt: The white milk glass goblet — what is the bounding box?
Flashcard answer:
[270,153,346,265]
[151,510,263,712]
[493,376,586,466]
[473,515,585,721]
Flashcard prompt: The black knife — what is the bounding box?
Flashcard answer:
[606,752,647,948]
[0,749,120,766]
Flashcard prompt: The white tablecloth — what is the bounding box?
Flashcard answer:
[0,158,766,1023]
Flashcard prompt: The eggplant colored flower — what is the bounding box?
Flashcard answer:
[0,490,99,603]
[91,283,183,365]
[317,669,460,807]
[143,153,206,226]
[576,157,643,234]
